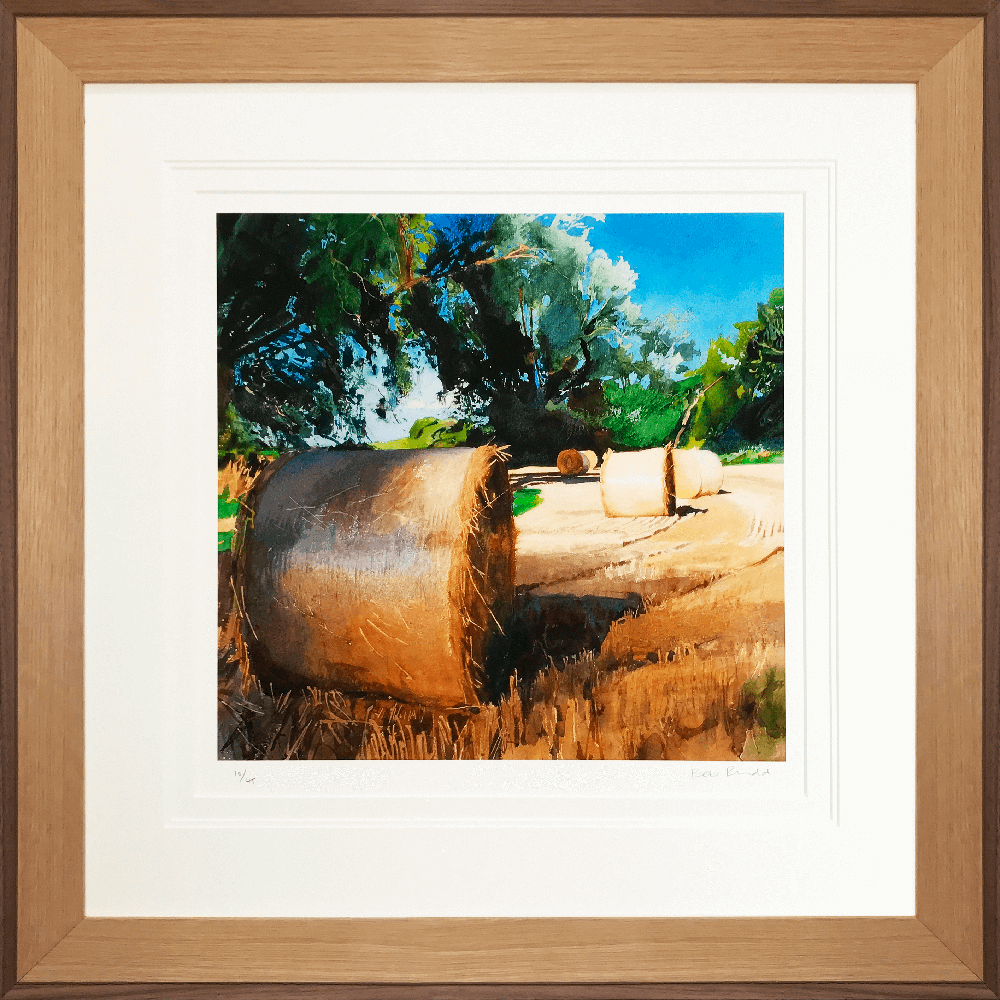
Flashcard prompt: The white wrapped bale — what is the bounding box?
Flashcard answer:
[672,448,724,499]
[599,447,676,517]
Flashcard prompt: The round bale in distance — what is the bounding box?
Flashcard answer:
[671,448,724,499]
[599,447,676,517]
[556,448,600,475]
[556,449,584,475]
[239,447,514,708]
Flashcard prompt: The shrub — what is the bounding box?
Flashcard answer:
[602,382,687,450]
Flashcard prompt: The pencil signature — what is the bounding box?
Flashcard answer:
[690,766,771,779]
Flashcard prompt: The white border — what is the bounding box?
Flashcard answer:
[160,166,819,825]
[84,83,915,919]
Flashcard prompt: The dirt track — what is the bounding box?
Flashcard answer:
[512,462,784,603]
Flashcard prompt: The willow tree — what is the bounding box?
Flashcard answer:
[403,214,697,461]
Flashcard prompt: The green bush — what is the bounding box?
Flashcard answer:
[601,382,690,450]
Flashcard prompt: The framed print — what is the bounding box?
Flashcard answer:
[86,83,909,922]
[1,3,998,998]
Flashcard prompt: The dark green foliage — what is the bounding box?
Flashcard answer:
[401,219,534,424]
[218,212,777,462]
[218,213,435,450]
[684,288,784,447]
[218,403,261,454]
[738,287,784,394]
[400,215,699,463]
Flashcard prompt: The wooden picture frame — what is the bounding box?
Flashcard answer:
[1,2,997,996]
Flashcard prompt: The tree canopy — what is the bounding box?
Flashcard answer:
[217,213,435,449]
[218,212,783,461]
[682,286,784,447]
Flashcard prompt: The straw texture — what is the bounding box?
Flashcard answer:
[238,446,514,707]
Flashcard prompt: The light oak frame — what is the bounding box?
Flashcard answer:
[0,5,997,998]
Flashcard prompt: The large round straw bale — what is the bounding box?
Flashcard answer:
[599,447,676,517]
[671,448,724,499]
[581,449,599,471]
[238,447,514,708]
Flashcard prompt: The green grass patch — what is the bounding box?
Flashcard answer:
[719,448,783,466]
[218,486,245,553]
[513,488,543,517]
[741,728,785,762]
[218,486,242,519]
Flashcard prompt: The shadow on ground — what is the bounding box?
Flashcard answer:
[484,591,644,702]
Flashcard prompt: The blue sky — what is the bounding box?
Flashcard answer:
[589,213,784,357]
[360,213,783,442]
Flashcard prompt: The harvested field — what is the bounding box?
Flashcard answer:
[219,453,785,761]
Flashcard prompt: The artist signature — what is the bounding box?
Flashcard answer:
[690,766,771,779]
[234,769,256,785]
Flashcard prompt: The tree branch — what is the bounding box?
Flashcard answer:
[673,375,724,447]
[219,317,299,368]
[392,243,545,295]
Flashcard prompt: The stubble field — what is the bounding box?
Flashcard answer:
[218,455,786,762]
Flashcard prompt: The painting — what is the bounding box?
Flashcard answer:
[217,213,785,762]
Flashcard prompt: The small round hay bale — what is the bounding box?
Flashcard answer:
[671,448,724,499]
[556,449,585,475]
[557,448,601,475]
[238,446,514,708]
[599,447,676,517]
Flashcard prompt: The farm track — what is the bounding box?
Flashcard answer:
[514,463,785,602]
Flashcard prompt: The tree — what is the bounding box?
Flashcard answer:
[490,215,696,398]
[683,287,784,447]
[218,213,703,462]
[217,213,435,449]
[402,214,697,461]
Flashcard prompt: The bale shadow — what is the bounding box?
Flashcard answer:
[484,590,645,702]
[675,504,709,518]
[509,471,602,490]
